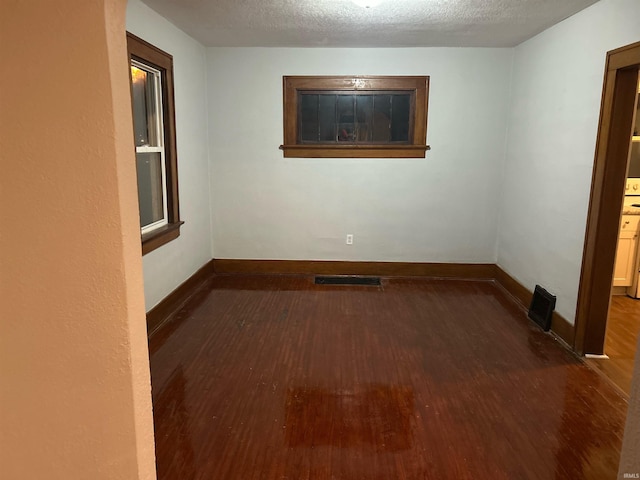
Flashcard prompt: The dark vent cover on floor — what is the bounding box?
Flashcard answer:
[528,284,556,331]
[315,276,381,286]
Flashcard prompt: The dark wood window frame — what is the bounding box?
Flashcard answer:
[127,32,183,255]
[280,76,430,158]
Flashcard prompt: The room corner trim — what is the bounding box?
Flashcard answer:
[146,259,215,337]
[493,265,575,347]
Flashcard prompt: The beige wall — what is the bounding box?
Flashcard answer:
[0,0,156,479]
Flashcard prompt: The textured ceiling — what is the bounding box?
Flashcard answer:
[140,0,600,48]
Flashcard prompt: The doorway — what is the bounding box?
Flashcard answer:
[575,41,640,363]
[586,71,640,394]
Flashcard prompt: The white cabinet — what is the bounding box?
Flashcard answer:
[613,215,640,287]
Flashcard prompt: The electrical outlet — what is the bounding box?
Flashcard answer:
[346,234,353,245]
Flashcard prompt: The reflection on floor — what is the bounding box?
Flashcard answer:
[149,275,628,480]
[587,295,640,396]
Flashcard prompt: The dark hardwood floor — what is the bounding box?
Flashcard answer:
[149,276,628,480]
[587,295,640,395]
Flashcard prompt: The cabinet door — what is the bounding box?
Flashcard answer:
[613,223,639,287]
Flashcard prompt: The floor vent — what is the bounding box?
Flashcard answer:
[528,285,556,331]
[314,276,381,286]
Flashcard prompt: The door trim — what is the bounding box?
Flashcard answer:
[574,41,640,355]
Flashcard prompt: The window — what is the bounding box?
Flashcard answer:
[280,76,430,158]
[127,32,182,255]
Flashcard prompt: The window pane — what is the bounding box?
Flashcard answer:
[286,79,424,149]
[300,94,319,142]
[136,152,164,228]
[318,95,336,142]
[391,94,411,142]
[372,94,391,142]
[355,95,373,142]
[131,65,160,147]
[337,95,355,142]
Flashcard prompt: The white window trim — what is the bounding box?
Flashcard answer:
[132,60,169,236]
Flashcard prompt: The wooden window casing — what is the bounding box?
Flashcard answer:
[280,76,430,158]
[127,32,183,255]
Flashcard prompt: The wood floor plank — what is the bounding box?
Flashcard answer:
[587,295,640,395]
[149,276,628,480]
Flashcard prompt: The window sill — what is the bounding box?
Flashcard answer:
[142,221,184,255]
[279,144,430,158]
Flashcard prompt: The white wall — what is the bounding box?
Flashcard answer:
[127,0,213,310]
[496,0,640,323]
[207,48,512,262]
[127,0,638,318]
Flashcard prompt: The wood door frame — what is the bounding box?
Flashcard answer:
[575,41,640,355]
